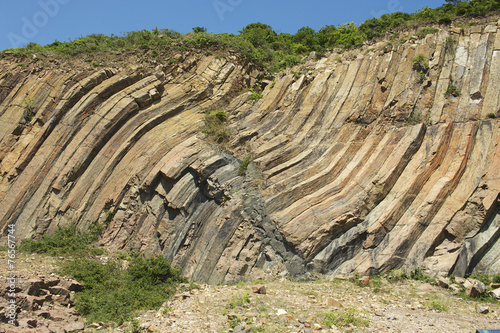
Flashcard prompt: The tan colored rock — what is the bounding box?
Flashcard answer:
[325,297,343,308]
[464,279,487,297]
[358,276,370,287]
[0,25,499,285]
[489,288,500,299]
[437,277,449,289]
[251,284,267,294]
[476,304,489,314]
[148,325,159,332]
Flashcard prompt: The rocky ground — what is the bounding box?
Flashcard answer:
[1,251,499,332]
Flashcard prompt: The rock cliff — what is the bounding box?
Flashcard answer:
[1,22,499,283]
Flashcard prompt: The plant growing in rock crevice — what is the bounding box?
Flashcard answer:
[445,74,461,97]
[248,88,263,102]
[444,36,458,56]
[412,53,430,83]
[445,82,461,97]
[406,111,423,124]
[238,154,252,176]
[22,97,37,124]
[203,109,231,143]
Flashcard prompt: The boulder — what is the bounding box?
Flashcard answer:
[476,304,489,314]
[437,277,449,289]
[251,284,267,294]
[48,286,70,298]
[488,288,500,300]
[464,279,487,298]
[358,276,370,287]
[325,297,343,308]
[60,280,83,292]
[24,279,45,296]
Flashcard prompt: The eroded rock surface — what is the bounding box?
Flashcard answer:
[1,22,500,283]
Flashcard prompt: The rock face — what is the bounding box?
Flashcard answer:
[1,22,500,283]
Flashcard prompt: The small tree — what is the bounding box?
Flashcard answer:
[192,26,207,33]
[412,54,430,83]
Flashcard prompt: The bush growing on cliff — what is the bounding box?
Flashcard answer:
[203,110,231,143]
[238,154,252,176]
[412,53,430,82]
[445,82,461,97]
[22,97,37,124]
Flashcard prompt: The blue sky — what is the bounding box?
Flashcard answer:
[1,0,446,51]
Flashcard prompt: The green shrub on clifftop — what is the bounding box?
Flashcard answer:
[3,0,500,74]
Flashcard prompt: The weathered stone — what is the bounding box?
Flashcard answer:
[64,321,84,331]
[44,277,60,288]
[484,24,497,33]
[358,276,370,287]
[476,304,489,314]
[48,286,70,298]
[24,279,44,296]
[489,288,500,299]
[60,280,83,292]
[449,284,461,295]
[227,313,238,320]
[437,277,449,289]
[148,325,159,332]
[325,297,342,308]
[464,279,487,298]
[17,294,46,311]
[276,309,287,316]
[251,284,267,294]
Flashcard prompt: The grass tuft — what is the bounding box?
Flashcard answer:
[320,308,369,328]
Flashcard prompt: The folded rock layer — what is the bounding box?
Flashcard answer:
[1,23,499,282]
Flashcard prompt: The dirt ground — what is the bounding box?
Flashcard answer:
[1,251,499,332]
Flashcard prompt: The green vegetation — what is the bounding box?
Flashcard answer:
[22,97,37,124]
[416,27,440,38]
[238,154,252,176]
[320,308,369,328]
[445,82,461,97]
[19,221,106,256]
[203,110,231,143]
[3,1,500,74]
[426,299,449,311]
[248,88,264,102]
[444,36,458,55]
[487,112,497,118]
[227,292,251,309]
[383,268,438,285]
[407,111,423,125]
[470,273,500,285]
[59,255,186,325]
[17,214,187,325]
[192,26,207,33]
[412,53,430,83]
